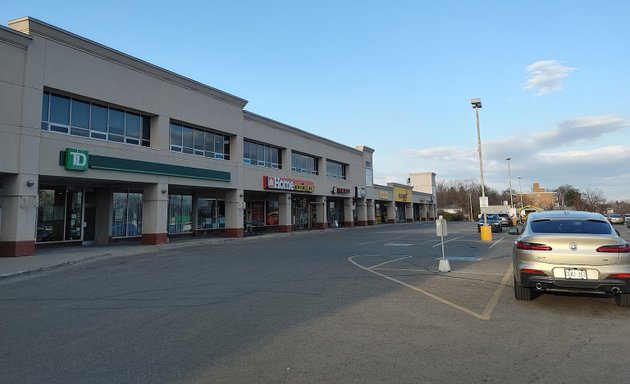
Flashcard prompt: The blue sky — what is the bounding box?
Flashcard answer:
[3,1,629,201]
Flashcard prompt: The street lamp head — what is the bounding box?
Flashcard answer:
[471,98,482,109]
[506,157,511,161]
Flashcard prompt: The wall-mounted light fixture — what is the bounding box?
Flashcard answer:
[161,188,168,194]
[26,180,35,187]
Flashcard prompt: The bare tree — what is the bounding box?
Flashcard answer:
[554,184,582,209]
[580,188,607,212]
[437,179,501,220]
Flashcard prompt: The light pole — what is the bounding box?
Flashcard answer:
[471,97,489,240]
[517,176,523,221]
[506,157,513,208]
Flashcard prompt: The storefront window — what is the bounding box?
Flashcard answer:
[250,202,265,226]
[196,199,225,229]
[112,191,143,237]
[328,200,343,228]
[37,186,84,242]
[37,187,66,242]
[168,194,193,233]
[266,201,279,226]
[375,203,384,224]
[67,190,83,240]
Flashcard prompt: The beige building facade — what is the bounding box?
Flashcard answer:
[0,17,436,257]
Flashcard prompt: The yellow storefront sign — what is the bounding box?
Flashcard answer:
[394,187,412,203]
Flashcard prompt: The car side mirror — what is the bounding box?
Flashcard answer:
[508,226,521,235]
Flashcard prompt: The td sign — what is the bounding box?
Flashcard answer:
[65,148,89,171]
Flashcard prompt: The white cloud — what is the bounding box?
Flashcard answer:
[397,115,630,200]
[538,146,629,162]
[529,115,629,147]
[523,60,576,96]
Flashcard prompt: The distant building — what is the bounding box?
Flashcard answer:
[515,182,557,210]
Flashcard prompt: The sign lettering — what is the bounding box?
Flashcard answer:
[263,176,315,193]
[64,148,89,171]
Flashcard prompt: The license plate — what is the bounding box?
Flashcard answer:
[565,269,587,279]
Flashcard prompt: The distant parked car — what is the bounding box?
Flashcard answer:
[498,213,511,227]
[509,210,630,307]
[607,213,624,225]
[477,213,502,233]
[625,214,630,228]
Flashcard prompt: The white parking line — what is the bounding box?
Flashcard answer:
[349,255,514,321]
[359,235,409,245]
[489,237,506,248]
[367,256,412,270]
[432,235,464,248]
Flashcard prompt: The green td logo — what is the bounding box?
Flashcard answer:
[65,148,89,171]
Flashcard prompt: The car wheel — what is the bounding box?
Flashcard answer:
[514,278,533,301]
[615,293,630,307]
[498,226,502,233]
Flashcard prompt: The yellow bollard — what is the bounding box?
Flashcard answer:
[480,225,493,241]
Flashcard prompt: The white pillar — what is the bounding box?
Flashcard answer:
[278,193,292,232]
[386,202,396,224]
[405,203,414,222]
[343,198,354,227]
[356,198,367,226]
[315,196,327,229]
[0,174,38,256]
[225,189,244,237]
[142,182,169,244]
[366,199,375,225]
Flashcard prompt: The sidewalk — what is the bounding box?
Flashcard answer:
[0,231,292,280]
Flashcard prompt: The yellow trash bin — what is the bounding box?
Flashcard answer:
[480,225,493,241]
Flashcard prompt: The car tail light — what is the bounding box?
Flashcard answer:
[516,241,552,251]
[596,244,630,253]
[607,273,630,279]
[521,269,546,275]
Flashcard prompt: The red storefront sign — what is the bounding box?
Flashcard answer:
[263,176,315,193]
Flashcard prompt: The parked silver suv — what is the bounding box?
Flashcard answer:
[509,210,630,306]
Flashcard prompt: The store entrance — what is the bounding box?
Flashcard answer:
[292,199,316,230]
[83,206,96,243]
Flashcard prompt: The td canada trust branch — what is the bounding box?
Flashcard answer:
[0,17,437,257]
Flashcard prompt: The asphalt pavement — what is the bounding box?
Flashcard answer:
[3,221,627,280]
[0,230,306,280]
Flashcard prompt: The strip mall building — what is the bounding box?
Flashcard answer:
[0,17,437,257]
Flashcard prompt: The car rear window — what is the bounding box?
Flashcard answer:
[530,219,612,234]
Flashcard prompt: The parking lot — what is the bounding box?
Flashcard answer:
[3,220,630,383]
[351,220,630,320]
